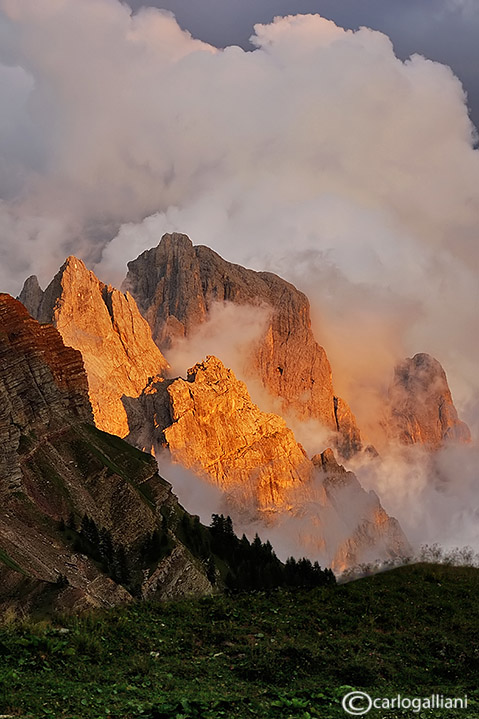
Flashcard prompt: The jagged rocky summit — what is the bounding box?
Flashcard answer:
[124,233,362,460]
[388,353,471,448]
[126,355,313,514]
[19,257,168,438]
[0,295,213,612]
[126,355,410,570]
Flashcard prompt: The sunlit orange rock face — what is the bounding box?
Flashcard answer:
[14,243,413,570]
[126,355,410,567]
[125,233,362,459]
[128,355,313,514]
[19,257,168,437]
[388,353,471,448]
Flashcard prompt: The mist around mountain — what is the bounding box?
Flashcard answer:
[1,0,477,581]
[14,237,418,571]
[9,232,476,584]
[0,291,338,616]
[1,228,478,719]
[0,5,477,713]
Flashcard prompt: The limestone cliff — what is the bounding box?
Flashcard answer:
[387,353,471,448]
[0,295,213,612]
[124,233,361,459]
[19,258,168,438]
[127,356,313,515]
[126,355,409,568]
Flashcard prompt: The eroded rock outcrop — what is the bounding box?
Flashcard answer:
[19,257,168,437]
[126,355,409,568]
[17,275,43,319]
[127,356,313,514]
[387,353,471,448]
[125,233,361,459]
[0,295,213,612]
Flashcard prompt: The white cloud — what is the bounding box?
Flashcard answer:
[353,444,479,553]
[0,2,477,460]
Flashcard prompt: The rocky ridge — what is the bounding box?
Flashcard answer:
[125,233,362,459]
[0,295,213,612]
[19,258,168,438]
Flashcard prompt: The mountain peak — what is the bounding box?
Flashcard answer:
[125,234,362,460]
[52,256,93,292]
[157,232,194,251]
[312,447,342,473]
[388,353,471,447]
[398,352,444,383]
[186,355,232,384]
[18,257,168,438]
[17,274,43,319]
[62,255,88,271]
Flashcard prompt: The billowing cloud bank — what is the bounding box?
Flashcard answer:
[0,0,477,437]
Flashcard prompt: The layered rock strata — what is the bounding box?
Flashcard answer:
[0,293,91,492]
[0,295,212,612]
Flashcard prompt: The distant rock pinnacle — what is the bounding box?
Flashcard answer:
[388,353,471,448]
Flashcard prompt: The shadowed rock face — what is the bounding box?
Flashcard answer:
[0,295,212,613]
[125,233,362,459]
[19,258,168,438]
[126,355,409,568]
[0,294,91,492]
[388,353,471,448]
[16,275,43,319]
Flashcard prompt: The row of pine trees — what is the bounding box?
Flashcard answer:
[59,511,335,594]
[181,513,335,591]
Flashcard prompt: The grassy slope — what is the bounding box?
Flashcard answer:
[0,563,478,719]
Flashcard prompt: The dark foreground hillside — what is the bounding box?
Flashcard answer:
[1,563,478,719]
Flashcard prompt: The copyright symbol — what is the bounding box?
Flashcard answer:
[342,691,372,715]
